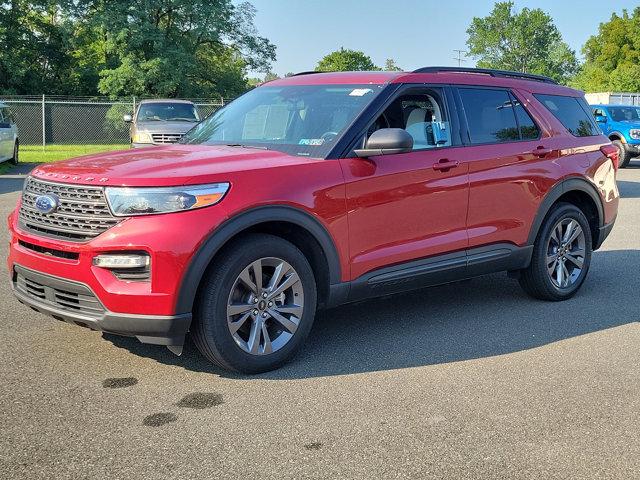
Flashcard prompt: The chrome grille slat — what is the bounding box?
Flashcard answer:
[151,133,183,144]
[19,177,121,242]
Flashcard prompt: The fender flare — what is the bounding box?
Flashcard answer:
[526,178,604,246]
[175,205,342,314]
[608,132,626,143]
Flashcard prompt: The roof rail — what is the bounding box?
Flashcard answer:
[411,66,558,84]
[292,70,324,76]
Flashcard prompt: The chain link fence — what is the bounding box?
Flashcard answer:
[0,95,231,146]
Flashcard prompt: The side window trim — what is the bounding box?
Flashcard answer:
[340,83,462,157]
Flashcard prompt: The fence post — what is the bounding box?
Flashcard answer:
[41,94,46,150]
[132,96,136,114]
[221,96,224,106]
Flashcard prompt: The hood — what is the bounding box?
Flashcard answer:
[31,144,321,187]
[135,120,198,134]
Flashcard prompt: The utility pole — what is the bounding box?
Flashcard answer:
[453,50,467,67]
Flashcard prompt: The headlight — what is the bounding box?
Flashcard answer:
[629,129,640,140]
[133,131,153,143]
[105,183,230,216]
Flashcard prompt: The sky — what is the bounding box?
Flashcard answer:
[247,0,639,76]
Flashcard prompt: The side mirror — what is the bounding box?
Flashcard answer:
[354,128,413,158]
[594,115,607,123]
[123,113,133,123]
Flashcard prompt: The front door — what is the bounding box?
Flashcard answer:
[339,86,470,280]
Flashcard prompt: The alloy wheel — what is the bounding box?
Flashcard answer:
[546,218,586,289]
[226,257,304,355]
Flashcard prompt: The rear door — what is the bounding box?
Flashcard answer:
[339,85,470,280]
[454,86,562,249]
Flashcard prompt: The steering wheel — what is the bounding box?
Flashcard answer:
[320,131,339,143]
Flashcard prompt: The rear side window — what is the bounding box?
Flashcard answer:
[458,88,539,144]
[534,94,597,137]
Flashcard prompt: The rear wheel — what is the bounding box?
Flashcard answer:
[613,140,632,168]
[192,234,317,373]
[519,203,592,301]
[10,141,18,165]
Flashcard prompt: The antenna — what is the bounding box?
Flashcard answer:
[453,50,467,67]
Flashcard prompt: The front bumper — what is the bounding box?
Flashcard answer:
[11,264,191,345]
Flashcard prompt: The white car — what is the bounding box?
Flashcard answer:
[0,103,19,164]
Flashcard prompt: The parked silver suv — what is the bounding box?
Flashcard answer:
[124,99,200,148]
[0,103,19,164]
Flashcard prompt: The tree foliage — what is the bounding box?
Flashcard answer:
[384,58,402,71]
[466,1,578,83]
[571,8,640,92]
[0,1,275,98]
[316,48,379,72]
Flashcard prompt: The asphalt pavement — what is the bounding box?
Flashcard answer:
[1,162,638,479]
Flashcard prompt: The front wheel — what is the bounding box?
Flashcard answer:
[613,140,632,168]
[519,203,592,301]
[192,234,317,373]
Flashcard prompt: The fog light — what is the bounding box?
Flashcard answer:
[93,254,150,269]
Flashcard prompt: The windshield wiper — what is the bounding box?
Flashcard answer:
[225,143,270,150]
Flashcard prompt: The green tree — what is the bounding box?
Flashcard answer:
[384,58,402,71]
[466,1,578,83]
[316,48,379,72]
[0,1,80,94]
[72,0,276,99]
[572,8,640,92]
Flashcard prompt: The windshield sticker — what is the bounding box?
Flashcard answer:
[298,138,325,146]
[349,88,373,97]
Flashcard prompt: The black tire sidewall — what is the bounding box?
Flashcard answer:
[613,140,632,168]
[10,142,18,165]
[532,203,593,299]
[196,235,317,373]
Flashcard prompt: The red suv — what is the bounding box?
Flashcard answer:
[7,68,619,373]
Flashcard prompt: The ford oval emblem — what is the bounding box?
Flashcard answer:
[35,194,60,214]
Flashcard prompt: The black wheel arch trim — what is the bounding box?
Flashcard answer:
[175,205,342,314]
[526,177,605,246]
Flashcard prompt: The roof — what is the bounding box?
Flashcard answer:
[268,69,579,96]
[138,99,195,105]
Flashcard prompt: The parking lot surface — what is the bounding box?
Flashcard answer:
[1,164,638,479]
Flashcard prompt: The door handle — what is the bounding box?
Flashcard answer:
[531,146,552,158]
[433,159,459,171]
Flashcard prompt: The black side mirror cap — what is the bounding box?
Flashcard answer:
[354,128,414,158]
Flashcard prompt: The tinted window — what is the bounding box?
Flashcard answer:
[607,106,640,122]
[137,103,200,122]
[459,88,521,144]
[535,94,597,137]
[511,95,540,140]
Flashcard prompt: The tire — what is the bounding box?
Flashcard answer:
[613,140,632,168]
[519,202,592,301]
[10,141,18,165]
[192,234,317,373]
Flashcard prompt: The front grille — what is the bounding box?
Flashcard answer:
[19,177,120,242]
[151,133,183,144]
[14,266,105,319]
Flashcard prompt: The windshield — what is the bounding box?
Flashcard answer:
[137,103,200,122]
[608,106,640,122]
[180,84,383,158]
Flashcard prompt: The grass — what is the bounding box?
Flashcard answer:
[20,144,129,163]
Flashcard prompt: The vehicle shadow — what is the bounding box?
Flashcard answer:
[104,249,640,380]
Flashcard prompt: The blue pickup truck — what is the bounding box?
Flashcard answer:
[591,104,640,168]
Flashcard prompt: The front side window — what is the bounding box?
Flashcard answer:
[137,103,200,122]
[606,106,640,122]
[534,94,598,137]
[181,84,384,158]
[365,87,452,150]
